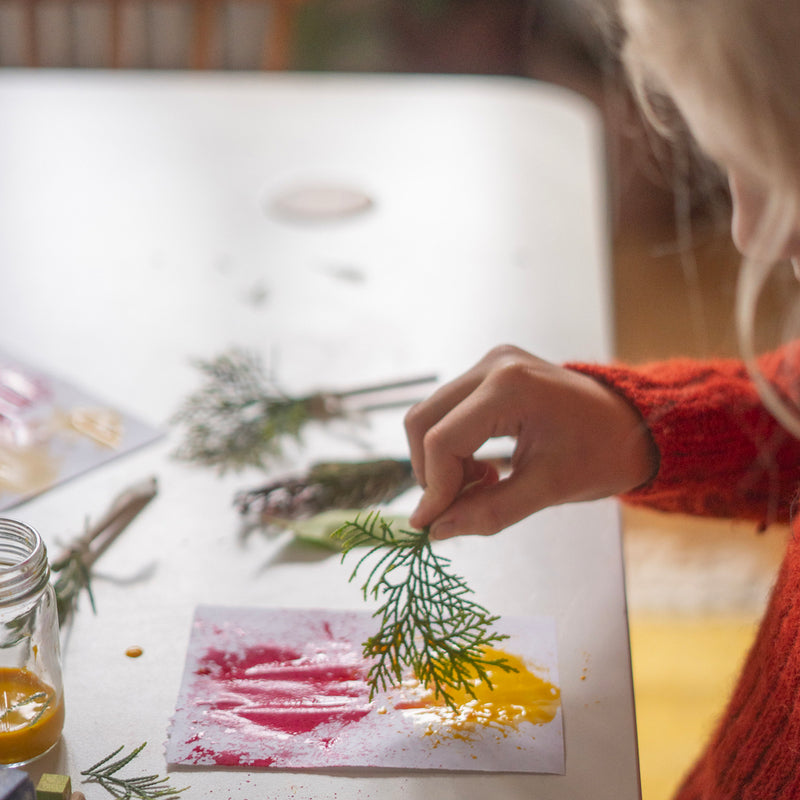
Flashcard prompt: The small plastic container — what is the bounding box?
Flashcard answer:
[0,518,64,766]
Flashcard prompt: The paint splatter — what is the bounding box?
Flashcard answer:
[393,647,561,743]
[166,607,565,774]
[191,642,372,740]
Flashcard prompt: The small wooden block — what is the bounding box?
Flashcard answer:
[0,770,35,800]
[35,774,71,800]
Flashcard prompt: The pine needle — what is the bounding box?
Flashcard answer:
[170,349,324,472]
[81,743,188,799]
[334,512,517,710]
[171,348,437,473]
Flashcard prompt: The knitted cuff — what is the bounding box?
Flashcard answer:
[567,358,797,524]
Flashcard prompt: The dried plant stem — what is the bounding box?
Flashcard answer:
[234,458,416,522]
[171,348,436,472]
[51,477,158,624]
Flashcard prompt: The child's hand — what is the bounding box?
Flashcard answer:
[405,345,657,539]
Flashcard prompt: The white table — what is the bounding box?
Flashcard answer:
[0,70,639,799]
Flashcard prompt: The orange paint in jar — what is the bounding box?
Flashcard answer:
[0,666,65,764]
[0,519,65,766]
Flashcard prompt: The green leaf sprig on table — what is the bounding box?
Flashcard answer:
[51,477,158,626]
[334,512,517,710]
[171,348,436,473]
[234,458,417,523]
[81,742,188,799]
[170,349,320,472]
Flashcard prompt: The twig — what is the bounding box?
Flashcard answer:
[171,348,436,472]
[81,742,188,799]
[51,477,158,625]
[234,458,416,523]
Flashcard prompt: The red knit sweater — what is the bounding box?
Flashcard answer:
[573,349,800,799]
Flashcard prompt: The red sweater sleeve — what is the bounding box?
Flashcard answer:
[568,349,800,527]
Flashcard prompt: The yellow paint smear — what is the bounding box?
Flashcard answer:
[398,647,560,739]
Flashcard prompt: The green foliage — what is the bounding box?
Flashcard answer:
[172,349,435,474]
[52,554,96,625]
[280,510,415,551]
[81,743,188,799]
[335,513,517,709]
[235,458,416,523]
[50,478,158,626]
[171,349,325,472]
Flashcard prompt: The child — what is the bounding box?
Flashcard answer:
[405,0,800,796]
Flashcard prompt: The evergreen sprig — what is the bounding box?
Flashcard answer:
[334,512,517,709]
[52,554,96,624]
[235,458,416,522]
[81,743,188,799]
[171,348,437,473]
[171,349,326,472]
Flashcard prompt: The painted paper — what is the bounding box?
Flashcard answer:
[165,606,564,774]
[0,350,162,509]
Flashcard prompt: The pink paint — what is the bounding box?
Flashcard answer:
[189,640,373,746]
[188,743,273,768]
[167,607,564,772]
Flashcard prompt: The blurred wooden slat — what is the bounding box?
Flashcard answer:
[23,1,39,66]
[12,0,303,70]
[264,0,293,71]
[190,0,215,68]
[109,0,123,67]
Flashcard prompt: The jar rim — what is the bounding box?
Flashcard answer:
[0,518,50,602]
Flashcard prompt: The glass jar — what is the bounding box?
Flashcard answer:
[0,518,64,766]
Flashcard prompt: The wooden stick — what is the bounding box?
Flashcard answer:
[51,477,158,571]
[336,374,438,398]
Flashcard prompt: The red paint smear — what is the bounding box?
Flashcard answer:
[189,743,275,768]
[190,641,373,739]
[196,644,301,677]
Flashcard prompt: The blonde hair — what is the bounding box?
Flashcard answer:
[608,0,800,437]
[736,196,800,439]
[618,0,800,191]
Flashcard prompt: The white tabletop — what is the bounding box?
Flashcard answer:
[0,70,639,798]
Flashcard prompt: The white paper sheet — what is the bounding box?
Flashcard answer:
[166,606,564,774]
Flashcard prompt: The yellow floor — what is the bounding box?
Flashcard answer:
[629,614,760,800]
